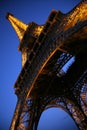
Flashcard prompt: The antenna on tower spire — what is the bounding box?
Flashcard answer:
[6,13,28,41]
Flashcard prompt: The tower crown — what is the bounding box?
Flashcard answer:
[6,13,43,67]
[6,13,28,41]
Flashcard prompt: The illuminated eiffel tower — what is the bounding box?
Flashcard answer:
[7,0,87,130]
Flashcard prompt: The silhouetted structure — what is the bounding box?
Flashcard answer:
[7,0,87,130]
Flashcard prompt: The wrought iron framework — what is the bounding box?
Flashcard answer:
[7,1,87,130]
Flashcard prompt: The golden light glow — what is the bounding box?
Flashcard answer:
[33,25,44,37]
[7,14,28,41]
[64,3,87,31]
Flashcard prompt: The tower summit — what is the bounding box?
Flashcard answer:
[6,13,43,66]
[6,13,28,41]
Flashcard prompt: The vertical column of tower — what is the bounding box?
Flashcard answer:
[6,13,44,130]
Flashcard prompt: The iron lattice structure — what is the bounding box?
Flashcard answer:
[7,1,87,130]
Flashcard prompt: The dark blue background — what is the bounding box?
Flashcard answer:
[0,0,81,129]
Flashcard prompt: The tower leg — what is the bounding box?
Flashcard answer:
[13,96,41,130]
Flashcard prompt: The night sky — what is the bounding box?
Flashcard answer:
[0,0,81,130]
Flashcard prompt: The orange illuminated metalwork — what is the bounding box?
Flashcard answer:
[6,13,28,41]
[7,1,87,130]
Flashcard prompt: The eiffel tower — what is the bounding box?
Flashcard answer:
[6,0,87,130]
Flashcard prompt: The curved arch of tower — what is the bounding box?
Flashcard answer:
[7,0,87,130]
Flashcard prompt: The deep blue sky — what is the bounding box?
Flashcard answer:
[0,0,81,130]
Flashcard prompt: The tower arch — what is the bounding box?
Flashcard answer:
[37,107,78,130]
